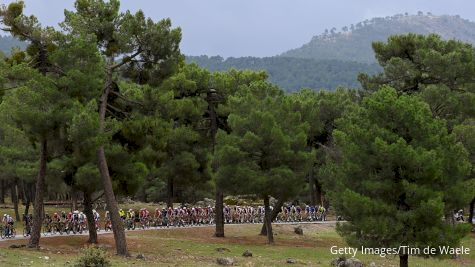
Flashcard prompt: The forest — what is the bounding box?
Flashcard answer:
[0,1,474,267]
[186,56,381,91]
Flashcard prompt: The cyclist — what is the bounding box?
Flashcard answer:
[43,213,53,234]
[310,205,316,221]
[5,215,14,237]
[318,205,326,221]
[93,209,100,230]
[65,211,73,232]
[161,208,168,227]
[25,214,33,236]
[134,209,140,227]
[153,208,161,227]
[119,209,126,221]
[139,208,148,228]
[126,209,135,229]
[2,214,8,236]
[224,206,231,223]
[104,210,112,231]
[52,212,60,223]
[60,211,67,225]
[52,212,61,233]
[296,205,302,221]
[72,210,79,222]
[79,212,86,230]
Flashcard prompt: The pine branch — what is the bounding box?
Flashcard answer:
[110,90,144,106]
[111,49,142,70]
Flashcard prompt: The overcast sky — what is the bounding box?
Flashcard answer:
[3,0,475,57]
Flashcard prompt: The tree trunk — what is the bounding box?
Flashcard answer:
[469,196,474,225]
[11,180,20,221]
[17,181,24,203]
[24,197,30,216]
[83,191,97,244]
[21,180,27,205]
[30,182,36,204]
[315,179,322,206]
[308,168,318,206]
[261,198,284,236]
[97,63,128,256]
[138,186,146,203]
[167,176,173,208]
[23,181,31,216]
[263,195,274,244]
[445,210,455,226]
[0,180,5,204]
[71,188,78,211]
[215,189,224,237]
[399,254,408,267]
[28,138,47,248]
[98,147,128,255]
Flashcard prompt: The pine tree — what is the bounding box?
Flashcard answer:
[61,0,182,255]
[214,81,311,244]
[327,87,473,267]
[289,88,357,207]
[359,33,475,224]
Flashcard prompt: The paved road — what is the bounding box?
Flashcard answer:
[0,220,339,242]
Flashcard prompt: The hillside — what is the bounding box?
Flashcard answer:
[281,13,475,63]
[186,56,381,91]
[3,13,475,91]
[0,35,26,55]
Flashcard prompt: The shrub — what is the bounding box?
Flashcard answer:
[73,247,111,267]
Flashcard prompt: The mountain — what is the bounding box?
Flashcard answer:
[187,56,381,91]
[0,35,27,55]
[281,13,475,63]
[3,13,475,91]
[190,13,475,91]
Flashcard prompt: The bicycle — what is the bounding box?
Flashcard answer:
[42,221,52,236]
[104,219,112,232]
[55,221,65,235]
[126,218,135,230]
[23,221,32,237]
[64,220,71,235]
[1,224,16,239]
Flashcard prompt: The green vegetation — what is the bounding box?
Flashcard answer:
[73,247,111,267]
[326,87,472,267]
[187,56,381,91]
[0,1,474,267]
[186,14,475,92]
[359,33,475,225]
[215,80,312,243]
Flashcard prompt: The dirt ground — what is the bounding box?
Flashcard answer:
[0,223,473,267]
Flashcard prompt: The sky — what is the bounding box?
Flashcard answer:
[3,0,475,57]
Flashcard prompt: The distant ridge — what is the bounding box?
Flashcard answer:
[280,13,475,63]
[186,56,380,91]
[3,13,475,91]
[0,35,27,55]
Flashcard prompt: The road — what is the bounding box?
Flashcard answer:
[0,220,340,242]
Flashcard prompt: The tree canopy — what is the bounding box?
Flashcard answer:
[327,87,473,267]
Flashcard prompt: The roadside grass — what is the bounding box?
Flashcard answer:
[0,222,473,267]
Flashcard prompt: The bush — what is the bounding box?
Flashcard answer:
[73,247,111,267]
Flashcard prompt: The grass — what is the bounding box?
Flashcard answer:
[0,222,473,267]
[0,200,473,266]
